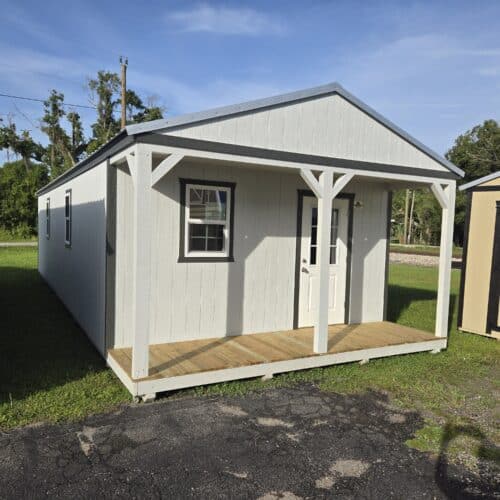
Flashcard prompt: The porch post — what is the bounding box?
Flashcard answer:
[315,170,334,352]
[129,144,153,378]
[431,181,456,338]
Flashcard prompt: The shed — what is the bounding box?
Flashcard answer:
[458,172,500,339]
[37,82,463,399]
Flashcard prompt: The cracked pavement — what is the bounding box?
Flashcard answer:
[0,384,497,499]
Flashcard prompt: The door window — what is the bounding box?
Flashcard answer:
[309,207,339,265]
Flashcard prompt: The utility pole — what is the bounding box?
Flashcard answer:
[120,56,128,129]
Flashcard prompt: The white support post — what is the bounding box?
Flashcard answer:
[315,170,334,352]
[130,145,153,378]
[432,181,456,338]
[300,170,355,353]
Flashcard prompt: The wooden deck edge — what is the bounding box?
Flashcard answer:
[106,353,139,396]
[109,338,446,398]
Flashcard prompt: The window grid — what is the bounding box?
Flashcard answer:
[310,207,339,265]
[186,184,230,256]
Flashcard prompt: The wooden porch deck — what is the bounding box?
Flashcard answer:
[107,321,445,397]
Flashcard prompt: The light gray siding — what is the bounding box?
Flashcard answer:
[38,161,107,353]
[112,161,389,347]
[166,94,449,174]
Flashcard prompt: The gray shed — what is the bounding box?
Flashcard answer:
[37,82,463,399]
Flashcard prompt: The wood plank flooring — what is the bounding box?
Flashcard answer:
[109,321,440,382]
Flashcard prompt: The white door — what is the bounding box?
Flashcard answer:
[298,197,349,327]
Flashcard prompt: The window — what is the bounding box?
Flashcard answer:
[179,179,235,262]
[64,190,72,246]
[310,207,339,265]
[45,198,50,239]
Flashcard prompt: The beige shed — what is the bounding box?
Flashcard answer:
[458,172,500,339]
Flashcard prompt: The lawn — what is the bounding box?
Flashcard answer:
[390,243,463,259]
[0,247,498,469]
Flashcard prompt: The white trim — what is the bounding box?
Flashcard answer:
[106,353,138,395]
[140,143,454,186]
[184,183,231,258]
[331,173,354,199]
[300,169,323,198]
[430,182,448,209]
[459,171,500,191]
[151,152,184,187]
[119,338,447,397]
[434,182,456,338]
[131,145,153,378]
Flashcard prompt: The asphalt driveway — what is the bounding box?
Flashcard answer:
[0,384,497,499]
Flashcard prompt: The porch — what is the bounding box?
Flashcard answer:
[107,321,445,397]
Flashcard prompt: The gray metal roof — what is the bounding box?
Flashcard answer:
[37,81,464,196]
[126,81,464,177]
[459,171,500,191]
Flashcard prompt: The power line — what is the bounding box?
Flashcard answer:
[0,92,96,110]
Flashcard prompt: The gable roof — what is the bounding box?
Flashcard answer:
[459,171,500,191]
[37,81,463,196]
[126,82,463,178]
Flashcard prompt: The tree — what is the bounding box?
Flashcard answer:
[0,160,48,236]
[87,71,121,153]
[125,90,164,123]
[66,110,86,162]
[446,119,500,245]
[40,90,73,178]
[0,120,45,171]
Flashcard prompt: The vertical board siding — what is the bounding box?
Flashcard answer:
[113,161,389,347]
[347,182,389,323]
[167,94,448,173]
[37,162,107,353]
[113,164,134,348]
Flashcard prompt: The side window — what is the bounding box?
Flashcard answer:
[46,198,50,239]
[64,190,72,246]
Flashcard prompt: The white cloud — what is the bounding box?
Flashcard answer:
[167,3,286,35]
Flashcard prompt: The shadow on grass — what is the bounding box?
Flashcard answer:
[0,266,107,404]
[387,284,457,333]
[436,422,500,499]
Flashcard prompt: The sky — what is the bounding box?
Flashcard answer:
[0,0,499,163]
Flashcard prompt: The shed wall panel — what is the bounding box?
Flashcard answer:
[38,161,107,353]
[113,162,389,347]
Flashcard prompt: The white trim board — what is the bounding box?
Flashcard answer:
[109,338,447,397]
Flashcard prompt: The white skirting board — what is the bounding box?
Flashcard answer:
[107,338,447,398]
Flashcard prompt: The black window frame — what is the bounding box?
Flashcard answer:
[64,189,72,247]
[45,197,50,239]
[178,178,235,263]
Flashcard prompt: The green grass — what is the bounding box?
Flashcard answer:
[0,248,128,428]
[0,248,498,469]
[390,243,463,258]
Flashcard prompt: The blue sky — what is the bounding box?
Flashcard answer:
[1,0,499,163]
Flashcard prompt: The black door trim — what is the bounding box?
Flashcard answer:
[293,190,354,329]
[486,201,500,333]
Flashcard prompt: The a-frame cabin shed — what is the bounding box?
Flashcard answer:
[37,83,463,399]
